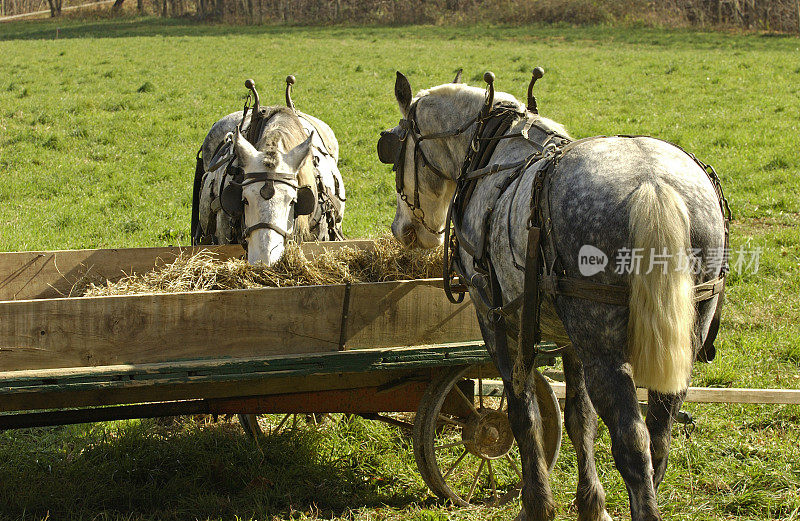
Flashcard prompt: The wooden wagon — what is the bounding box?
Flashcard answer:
[0,240,563,507]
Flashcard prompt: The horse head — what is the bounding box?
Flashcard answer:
[227,123,316,265]
[379,72,519,249]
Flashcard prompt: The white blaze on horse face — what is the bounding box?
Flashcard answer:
[242,181,293,265]
[238,134,314,265]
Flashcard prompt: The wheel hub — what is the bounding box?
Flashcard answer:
[462,409,514,459]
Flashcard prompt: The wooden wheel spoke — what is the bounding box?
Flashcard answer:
[478,368,484,410]
[272,413,291,434]
[466,458,486,503]
[506,453,523,480]
[414,366,550,508]
[434,439,465,452]
[487,459,498,500]
[443,449,469,480]
[438,413,465,428]
[454,385,480,417]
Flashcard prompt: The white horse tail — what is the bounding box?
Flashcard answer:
[627,181,695,394]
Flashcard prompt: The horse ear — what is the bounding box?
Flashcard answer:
[234,127,259,163]
[395,71,412,116]
[452,68,463,84]
[283,132,314,172]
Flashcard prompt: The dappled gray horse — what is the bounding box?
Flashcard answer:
[378,71,728,521]
[193,78,345,264]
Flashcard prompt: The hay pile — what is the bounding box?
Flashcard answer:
[84,236,443,296]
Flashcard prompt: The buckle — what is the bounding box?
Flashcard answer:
[487,306,506,324]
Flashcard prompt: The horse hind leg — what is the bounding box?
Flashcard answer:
[562,349,613,521]
[581,347,661,521]
[506,377,557,521]
[646,301,709,490]
[646,389,687,490]
[476,315,556,521]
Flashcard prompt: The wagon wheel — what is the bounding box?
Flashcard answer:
[238,413,329,438]
[413,366,561,507]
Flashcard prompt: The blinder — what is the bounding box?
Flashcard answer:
[378,125,411,204]
[295,185,316,216]
[377,128,405,165]
[221,181,244,217]
[220,168,316,219]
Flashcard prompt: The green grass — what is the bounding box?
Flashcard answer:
[0,17,799,521]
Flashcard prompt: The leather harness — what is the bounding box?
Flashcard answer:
[381,80,731,384]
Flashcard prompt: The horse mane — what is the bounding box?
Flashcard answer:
[256,106,316,240]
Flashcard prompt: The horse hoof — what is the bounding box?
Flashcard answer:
[576,512,613,521]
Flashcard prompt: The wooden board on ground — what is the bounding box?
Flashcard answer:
[0,278,480,372]
[0,240,374,301]
[544,381,800,405]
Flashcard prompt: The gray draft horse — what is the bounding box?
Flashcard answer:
[193,78,345,265]
[380,71,727,521]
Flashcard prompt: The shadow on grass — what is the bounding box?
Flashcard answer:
[0,16,355,41]
[3,15,795,48]
[0,417,421,520]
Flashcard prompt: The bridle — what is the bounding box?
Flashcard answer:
[228,168,311,240]
[210,131,316,244]
[379,101,479,236]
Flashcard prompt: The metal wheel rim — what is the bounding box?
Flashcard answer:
[413,366,562,507]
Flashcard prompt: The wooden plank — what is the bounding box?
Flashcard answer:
[545,382,800,405]
[0,344,490,414]
[0,284,346,371]
[0,384,432,430]
[0,240,374,301]
[683,386,800,405]
[0,370,413,413]
[344,279,480,350]
[0,342,488,392]
[0,279,481,372]
[0,245,242,301]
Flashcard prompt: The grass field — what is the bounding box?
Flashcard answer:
[0,17,799,521]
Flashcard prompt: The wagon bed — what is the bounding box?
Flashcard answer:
[0,240,561,506]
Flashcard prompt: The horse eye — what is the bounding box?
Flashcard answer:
[243,199,249,205]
